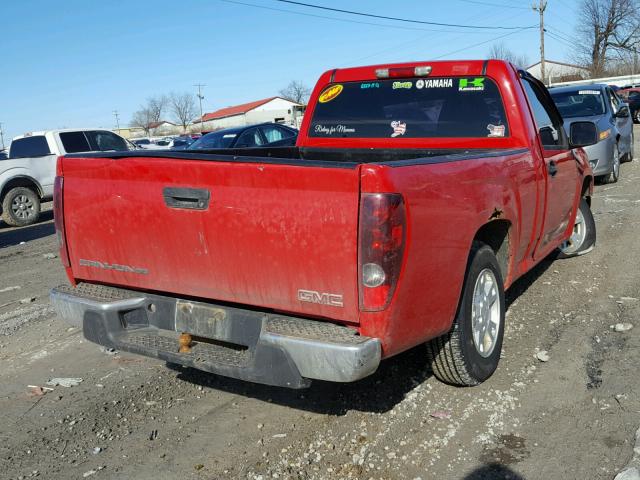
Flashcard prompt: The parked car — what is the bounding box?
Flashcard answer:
[188,123,298,150]
[1,129,131,227]
[51,60,597,389]
[550,84,633,183]
[0,150,7,160]
[168,137,194,150]
[131,138,151,147]
[618,88,640,124]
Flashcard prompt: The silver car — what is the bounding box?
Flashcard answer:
[551,84,634,183]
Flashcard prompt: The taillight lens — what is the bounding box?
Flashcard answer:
[358,193,406,311]
[53,175,70,268]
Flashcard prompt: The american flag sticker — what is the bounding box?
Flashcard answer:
[391,121,407,137]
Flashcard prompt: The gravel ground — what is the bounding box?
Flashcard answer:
[0,129,639,480]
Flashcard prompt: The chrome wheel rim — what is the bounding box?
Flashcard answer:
[10,194,35,220]
[471,268,501,358]
[560,208,586,255]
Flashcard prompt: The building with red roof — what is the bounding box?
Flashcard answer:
[193,96,304,131]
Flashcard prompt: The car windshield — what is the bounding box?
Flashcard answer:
[188,131,237,149]
[551,89,606,118]
[309,76,509,138]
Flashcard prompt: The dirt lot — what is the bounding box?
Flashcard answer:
[1,130,639,480]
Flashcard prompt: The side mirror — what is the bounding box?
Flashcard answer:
[569,121,598,148]
[615,105,630,118]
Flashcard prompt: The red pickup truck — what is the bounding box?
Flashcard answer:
[51,60,598,388]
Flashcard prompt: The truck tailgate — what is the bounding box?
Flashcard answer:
[61,155,361,323]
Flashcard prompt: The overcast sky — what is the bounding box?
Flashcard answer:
[0,0,580,142]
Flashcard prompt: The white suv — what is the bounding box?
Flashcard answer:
[1,129,132,227]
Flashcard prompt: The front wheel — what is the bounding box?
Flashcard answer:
[603,143,620,183]
[1,187,41,227]
[426,243,505,386]
[558,198,596,258]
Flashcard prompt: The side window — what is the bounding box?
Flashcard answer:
[522,79,563,149]
[235,128,264,147]
[259,125,294,143]
[9,136,51,158]
[59,131,91,153]
[86,131,129,152]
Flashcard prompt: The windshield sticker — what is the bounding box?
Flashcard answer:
[578,90,600,95]
[361,82,381,89]
[416,78,454,89]
[487,124,506,137]
[390,121,407,137]
[459,77,485,92]
[392,81,413,90]
[223,134,237,138]
[314,124,356,135]
[318,84,344,103]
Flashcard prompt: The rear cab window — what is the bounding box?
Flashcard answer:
[9,136,52,158]
[309,76,509,139]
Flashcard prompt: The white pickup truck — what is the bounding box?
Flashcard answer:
[1,129,132,227]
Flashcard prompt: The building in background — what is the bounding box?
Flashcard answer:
[526,60,589,84]
[193,97,304,132]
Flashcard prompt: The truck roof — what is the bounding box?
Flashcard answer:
[12,127,114,141]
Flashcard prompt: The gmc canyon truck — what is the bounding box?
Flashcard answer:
[51,60,598,388]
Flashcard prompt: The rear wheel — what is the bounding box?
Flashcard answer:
[558,198,596,257]
[634,109,640,124]
[426,243,505,386]
[1,187,41,227]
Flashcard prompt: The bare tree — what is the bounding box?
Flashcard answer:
[130,108,154,136]
[575,0,640,77]
[278,80,311,105]
[170,92,197,133]
[487,43,530,69]
[129,95,169,136]
[147,95,168,124]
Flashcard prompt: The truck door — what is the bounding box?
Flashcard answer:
[521,76,581,257]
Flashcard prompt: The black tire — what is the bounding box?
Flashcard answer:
[603,143,620,183]
[633,110,640,124]
[1,187,41,227]
[426,243,505,386]
[558,197,596,258]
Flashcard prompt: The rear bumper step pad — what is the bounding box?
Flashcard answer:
[50,283,381,389]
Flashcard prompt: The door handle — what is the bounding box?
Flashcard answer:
[163,187,210,210]
[547,160,558,177]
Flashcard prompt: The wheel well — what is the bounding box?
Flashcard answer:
[474,219,511,280]
[1,177,43,202]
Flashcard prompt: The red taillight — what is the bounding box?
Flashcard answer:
[358,193,406,311]
[53,175,70,268]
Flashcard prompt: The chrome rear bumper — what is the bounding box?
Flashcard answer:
[50,283,381,388]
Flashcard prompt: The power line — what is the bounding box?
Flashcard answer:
[546,31,575,49]
[271,0,536,30]
[455,0,530,10]
[433,27,531,59]
[220,0,525,33]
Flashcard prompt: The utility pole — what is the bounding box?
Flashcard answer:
[0,122,5,151]
[112,110,121,131]
[533,0,547,85]
[194,83,206,133]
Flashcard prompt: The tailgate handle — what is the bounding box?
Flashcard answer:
[163,187,210,210]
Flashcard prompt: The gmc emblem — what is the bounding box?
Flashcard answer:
[297,289,344,308]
